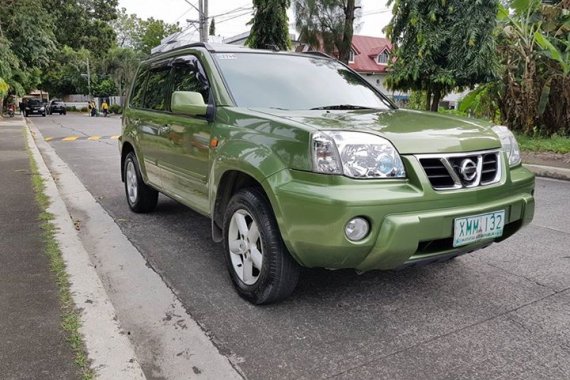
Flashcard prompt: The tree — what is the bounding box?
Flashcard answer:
[111,11,181,55]
[385,0,499,111]
[41,47,92,97]
[246,0,291,50]
[495,0,569,134]
[136,18,181,55]
[41,0,119,56]
[0,0,57,69]
[294,0,360,63]
[209,17,216,36]
[102,47,141,96]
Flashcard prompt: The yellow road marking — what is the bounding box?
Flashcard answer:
[110,135,120,140]
[88,135,101,141]
[62,136,80,142]
[45,137,54,142]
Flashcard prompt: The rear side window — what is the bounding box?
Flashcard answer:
[129,68,148,108]
[143,67,171,111]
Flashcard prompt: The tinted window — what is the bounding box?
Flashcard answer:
[214,53,391,110]
[129,68,148,108]
[171,56,210,103]
[143,67,171,111]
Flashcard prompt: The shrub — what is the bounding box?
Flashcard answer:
[109,104,122,114]
[80,107,88,113]
[66,106,77,112]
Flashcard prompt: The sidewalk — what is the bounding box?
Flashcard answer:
[0,116,80,379]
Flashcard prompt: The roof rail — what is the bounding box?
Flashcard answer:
[150,33,210,55]
[302,50,335,60]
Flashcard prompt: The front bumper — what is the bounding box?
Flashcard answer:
[265,156,535,271]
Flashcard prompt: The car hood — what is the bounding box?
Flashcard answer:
[254,108,501,154]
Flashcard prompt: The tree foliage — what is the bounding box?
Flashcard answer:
[496,0,569,135]
[137,18,181,55]
[42,0,118,56]
[102,47,142,96]
[293,0,360,63]
[386,0,499,111]
[110,9,181,55]
[209,18,216,36]
[247,0,291,50]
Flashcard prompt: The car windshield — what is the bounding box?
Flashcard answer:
[214,53,392,111]
[28,100,42,105]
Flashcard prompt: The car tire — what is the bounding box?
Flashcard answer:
[223,187,300,305]
[124,151,158,213]
[42,112,46,117]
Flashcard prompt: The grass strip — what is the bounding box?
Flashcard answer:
[515,133,570,154]
[26,131,94,380]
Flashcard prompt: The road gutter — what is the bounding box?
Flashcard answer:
[26,121,243,379]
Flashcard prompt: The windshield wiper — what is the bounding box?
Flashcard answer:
[310,104,375,110]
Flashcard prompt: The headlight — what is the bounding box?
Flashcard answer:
[492,126,521,167]
[312,131,406,179]
[40,107,45,111]
[25,107,30,110]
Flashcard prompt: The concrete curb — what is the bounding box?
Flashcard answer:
[25,120,146,379]
[523,163,570,181]
[26,119,243,378]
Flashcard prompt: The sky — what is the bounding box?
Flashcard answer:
[117,0,393,42]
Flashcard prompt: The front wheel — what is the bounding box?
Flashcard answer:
[223,188,300,305]
[123,151,158,213]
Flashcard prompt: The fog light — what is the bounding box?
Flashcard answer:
[345,217,369,241]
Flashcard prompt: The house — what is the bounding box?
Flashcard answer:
[347,35,395,96]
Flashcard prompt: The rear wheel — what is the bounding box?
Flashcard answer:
[124,151,158,213]
[223,188,300,305]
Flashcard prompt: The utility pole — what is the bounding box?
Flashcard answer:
[203,0,208,43]
[87,59,92,99]
[184,0,208,42]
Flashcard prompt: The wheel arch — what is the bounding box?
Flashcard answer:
[211,170,268,242]
[120,141,135,182]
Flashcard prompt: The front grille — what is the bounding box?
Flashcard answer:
[417,150,501,190]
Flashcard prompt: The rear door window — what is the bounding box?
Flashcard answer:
[129,68,148,108]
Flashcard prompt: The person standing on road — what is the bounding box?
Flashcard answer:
[102,100,109,117]
[90,101,97,117]
[19,101,23,115]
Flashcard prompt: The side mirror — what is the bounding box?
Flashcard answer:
[171,91,208,117]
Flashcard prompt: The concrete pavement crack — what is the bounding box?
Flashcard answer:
[325,287,570,379]
[481,260,555,291]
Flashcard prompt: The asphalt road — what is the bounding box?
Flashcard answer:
[31,113,570,379]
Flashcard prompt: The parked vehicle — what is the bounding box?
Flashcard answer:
[24,99,46,117]
[49,100,67,115]
[120,43,535,304]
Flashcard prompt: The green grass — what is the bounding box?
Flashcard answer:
[26,133,94,380]
[515,133,570,154]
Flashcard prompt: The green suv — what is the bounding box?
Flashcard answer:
[120,43,535,304]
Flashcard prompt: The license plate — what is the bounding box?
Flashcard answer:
[453,210,505,247]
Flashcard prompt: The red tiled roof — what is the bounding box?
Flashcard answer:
[349,35,392,74]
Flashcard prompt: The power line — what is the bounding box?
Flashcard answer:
[215,10,252,24]
[210,4,252,19]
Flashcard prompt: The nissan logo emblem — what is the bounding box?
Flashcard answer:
[459,159,478,181]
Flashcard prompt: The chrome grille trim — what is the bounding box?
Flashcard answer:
[416,150,502,190]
